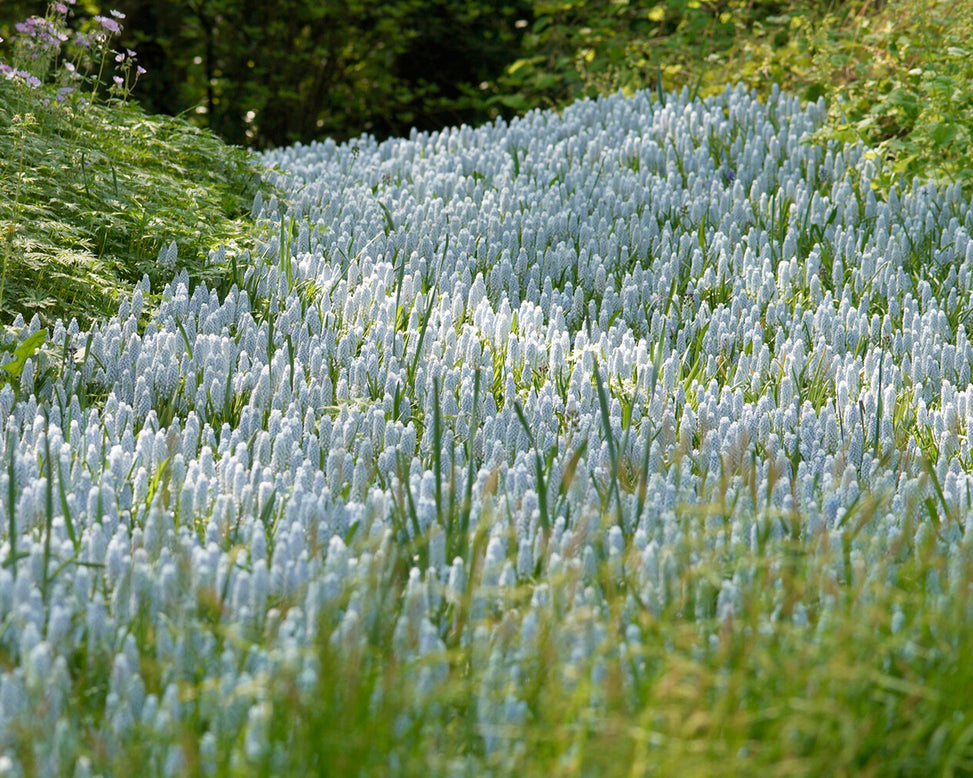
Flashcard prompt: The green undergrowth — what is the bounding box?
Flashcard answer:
[0,75,273,331]
[500,0,973,197]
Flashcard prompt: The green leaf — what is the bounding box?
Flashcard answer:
[885,87,918,109]
[0,330,46,380]
[499,93,529,110]
[535,73,559,91]
[507,57,542,76]
[931,122,958,146]
[378,201,395,236]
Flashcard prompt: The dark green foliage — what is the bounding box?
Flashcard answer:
[15,0,534,149]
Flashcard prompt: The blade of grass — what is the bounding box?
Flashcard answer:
[593,358,626,540]
[513,399,550,534]
[5,428,17,578]
[407,288,437,388]
[432,374,443,530]
[41,410,54,608]
[458,367,481,562]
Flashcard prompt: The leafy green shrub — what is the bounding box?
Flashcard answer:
[491,0,837,112]
[804,0,973,194]
[0,0,268,329]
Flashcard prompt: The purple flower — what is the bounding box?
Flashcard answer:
[110,9,126,19]
[113,75,123,86]
[136,66,146,75]
[1,64,42,88]
[16,15,68,49]
[94,15,121,34]
[55,3,68,13]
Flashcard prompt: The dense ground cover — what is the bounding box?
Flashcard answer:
[3,83,973,775]
[4,2,973,776]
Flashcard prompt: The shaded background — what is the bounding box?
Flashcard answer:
[0,0,536,148]
[0,1,860,151]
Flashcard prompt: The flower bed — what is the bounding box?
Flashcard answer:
[2,84,973,774]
